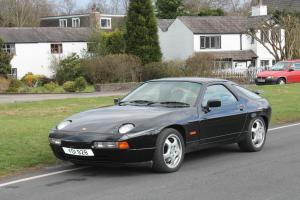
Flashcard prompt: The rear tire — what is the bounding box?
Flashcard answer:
[238,117,267,152]
[152,128,185,173]
[277,78,286,85]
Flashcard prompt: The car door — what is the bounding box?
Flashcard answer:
[289,63,300,83]
[198,84,247,144]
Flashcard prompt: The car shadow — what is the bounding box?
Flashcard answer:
[71,144,242,177]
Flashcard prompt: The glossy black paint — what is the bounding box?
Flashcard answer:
[49,78,272,164]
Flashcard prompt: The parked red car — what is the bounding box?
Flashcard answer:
[255,60,300,85]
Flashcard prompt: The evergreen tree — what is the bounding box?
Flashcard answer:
[156,0,183,19]
[0,38,12,76]
[125,0,162,65]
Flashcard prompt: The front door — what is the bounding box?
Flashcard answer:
[198,84,247,144]
[288,63,300,83]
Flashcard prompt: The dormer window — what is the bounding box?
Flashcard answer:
[59,19,68,27]
[100,17,112,29]
[72,18,80,28]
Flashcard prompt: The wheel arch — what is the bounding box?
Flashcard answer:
[163,124,187,144]
[260,115,269,130]
[278,77,287,83]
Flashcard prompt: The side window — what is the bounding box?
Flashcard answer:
[294,63,300,71]
[202,85,237,107]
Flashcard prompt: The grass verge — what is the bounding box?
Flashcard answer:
[0,96,115,178]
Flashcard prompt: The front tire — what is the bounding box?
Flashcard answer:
[152,128,185,173]
[238,117,267,152]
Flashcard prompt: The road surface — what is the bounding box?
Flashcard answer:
[0,123,299,200]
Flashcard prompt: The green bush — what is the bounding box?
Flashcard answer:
[63,81,76,92]
[141,61,185,81]
[83,54,141,84]
[185,53,216,76]
[89,29,126,55]
[0,38,12,76]
[44,82,59,92]
[37,76,53,86]
[54,53,82,85]
[74,77,87,92]
[6,78,22,93]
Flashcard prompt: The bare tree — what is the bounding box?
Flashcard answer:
[57,0,77,15]
[88,0,128,14]
[247,15,300,61]
[0,0,56,27]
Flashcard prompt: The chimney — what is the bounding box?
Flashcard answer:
[251,0,268,16]
[89,5,101,29]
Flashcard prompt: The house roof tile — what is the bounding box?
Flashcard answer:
[0,27,90,43]
[197,50,258,61]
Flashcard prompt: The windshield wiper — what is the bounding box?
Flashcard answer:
[119,100,155,106]
[151,101,190,107]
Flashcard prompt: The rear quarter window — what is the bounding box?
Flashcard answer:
[233,85,262,99]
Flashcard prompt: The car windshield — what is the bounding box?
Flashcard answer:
[271,62,290,71]
[120,81,202,107]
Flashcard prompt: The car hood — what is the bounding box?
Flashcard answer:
[257,70,286,77]
[59,105,197,134]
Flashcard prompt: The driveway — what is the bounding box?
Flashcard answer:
[0,91,128,104]
[0,123,299,200]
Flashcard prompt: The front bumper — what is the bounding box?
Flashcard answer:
[255,77,278,85]
[50,143,155,164]
[49,129,158,164]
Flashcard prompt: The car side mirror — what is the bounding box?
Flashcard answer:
[207,100,221,108]
[203,99,221,113]
[114,98,120,105]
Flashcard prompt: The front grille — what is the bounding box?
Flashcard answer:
[61,141,92,149]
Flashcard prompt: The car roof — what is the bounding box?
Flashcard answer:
[149,77,229,84]
[282,59,300,63]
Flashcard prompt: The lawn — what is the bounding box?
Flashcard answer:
[0,96,116,178]
[0,83,300,178]
[250,83,300,124]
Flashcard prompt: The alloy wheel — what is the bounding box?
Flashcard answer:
[163,134,183,169]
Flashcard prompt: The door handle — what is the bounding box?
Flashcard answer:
[239,104,245,111]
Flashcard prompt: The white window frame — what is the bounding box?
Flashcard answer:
[72,18,80,28]
[50,43,63,54]
[200,36,221,49]
[100,17,112,29]
[2,43,16,55]
[59,19,68,27]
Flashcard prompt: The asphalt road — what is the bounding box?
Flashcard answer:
[0,124,300,200]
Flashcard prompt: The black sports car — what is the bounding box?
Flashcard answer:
[49,78,271,173]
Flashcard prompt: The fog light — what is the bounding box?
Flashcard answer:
[49,138,61,145]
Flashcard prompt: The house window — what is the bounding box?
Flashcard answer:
[51,44,63,54]
[2,43,16,55]
[59,19,68,27]
[260,60,269,69]
[72,18,80,28]
[260,30,268,43]
[100,18,112,29]
[200,36,221,49]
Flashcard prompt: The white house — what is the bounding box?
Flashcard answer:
[0,27,90,79]
[158,4,285,70]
